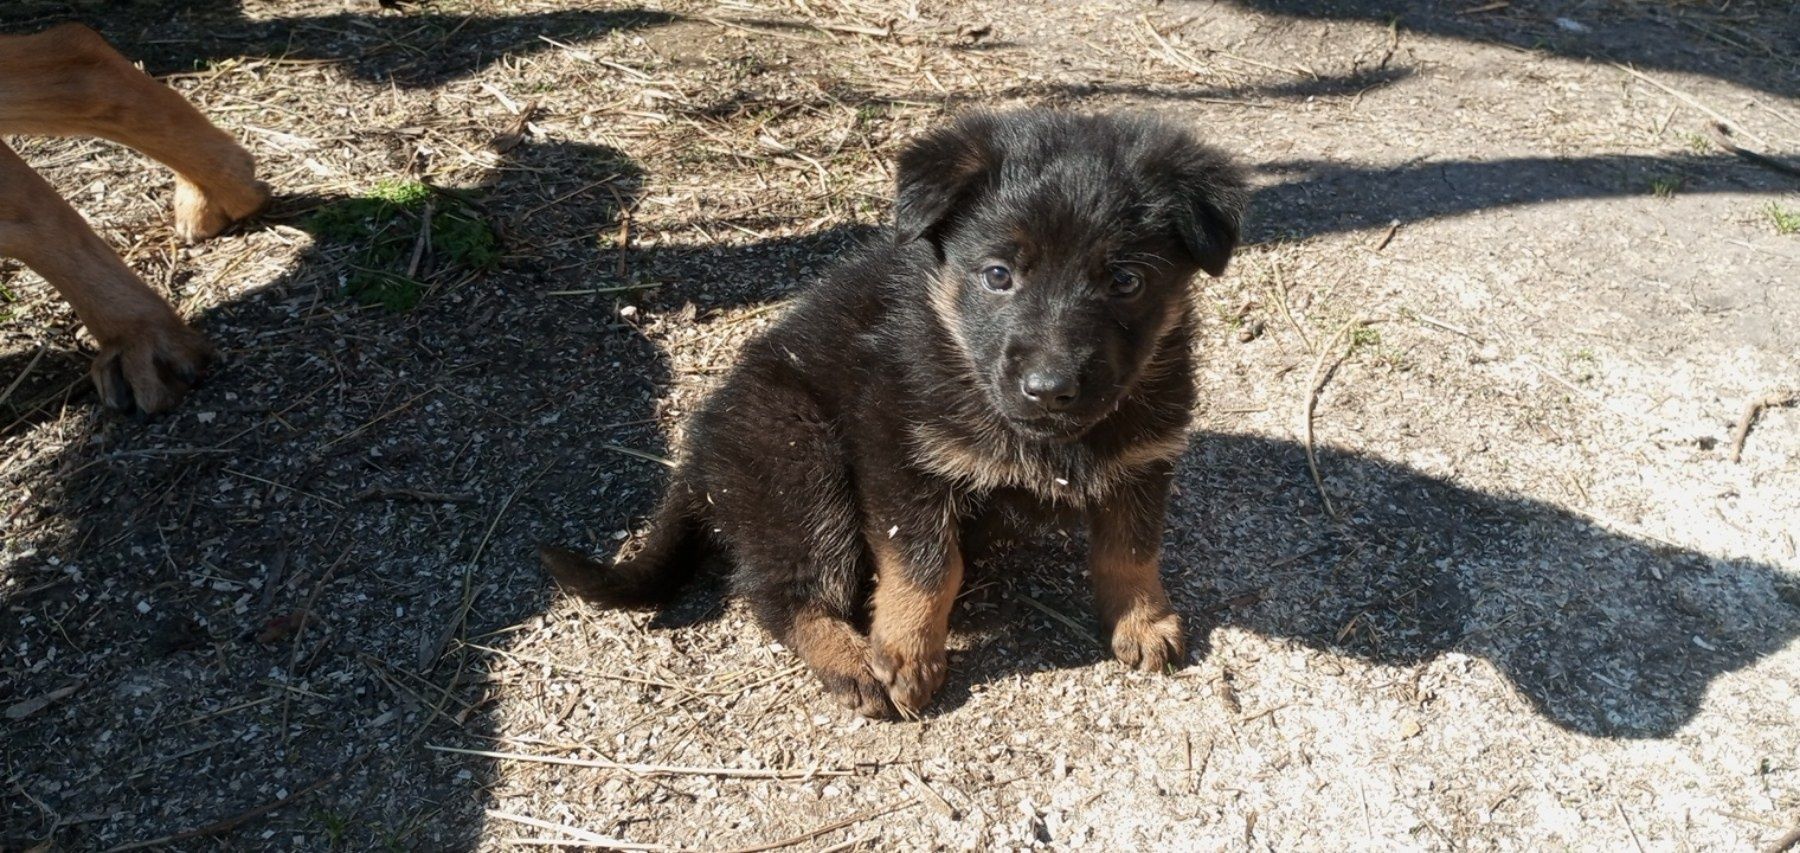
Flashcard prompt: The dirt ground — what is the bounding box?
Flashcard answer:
[3,0,1798,849]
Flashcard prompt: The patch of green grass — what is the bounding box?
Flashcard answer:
[1567,347,1599,382]
[1765,202,1800,235]
[311,809,351,847]
[1349,325,1383,351]
[307,180,499,312]
[1650,175,1683,198]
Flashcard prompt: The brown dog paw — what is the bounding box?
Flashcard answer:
[90,316,215,414]
[819,667,898,720]
[1109,608,1185,672]
[868,632,948,719]
[173,173,269,244]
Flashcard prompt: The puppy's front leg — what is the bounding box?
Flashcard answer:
[867,523,963,719]
[1088,463,1185,672]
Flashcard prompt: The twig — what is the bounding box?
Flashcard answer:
[1301,317,1378,520]
[425,745,853,779]
[543,282,665,297]
[717,799,921,853]
[1408,311,1485,344]
[355,486,475,504]
[104,752,369,851]
[900,766,960,820]
[1765,825,1800,853]
[1016,594,1092,640]
[504,840,676,850]
[405,199,434,279]
[1708,122,1800,180]
[485,809,669,850]
[1614,63,1770,148]
[421,459,555,670]
[1729,389,1798,463]
[0,341,48,408]
[223,468,344,509]
[601,442,675,468]
[1617,802,1648,853]
[1371,219,1399,252]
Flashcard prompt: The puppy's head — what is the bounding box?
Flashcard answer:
[895,110,1248,442]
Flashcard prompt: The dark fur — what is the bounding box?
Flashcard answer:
[544,110,1248,717]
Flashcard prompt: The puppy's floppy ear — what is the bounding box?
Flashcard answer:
[1151,133,1249,277]
[893,112,1003,246]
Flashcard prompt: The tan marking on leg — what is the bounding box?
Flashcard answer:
[787,608,891,719]
[1088,509,1184,672]
[868,536,964,718]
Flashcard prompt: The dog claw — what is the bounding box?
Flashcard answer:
[1109,608,1186,673]
[821,669,897,720]
[868,635,948,718]
[90,316,214,415]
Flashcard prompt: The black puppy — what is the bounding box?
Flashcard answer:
[544,110,1248,718]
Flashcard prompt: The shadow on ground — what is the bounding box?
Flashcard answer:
[1,1,678,87]
[1251,150,1800,242]
[925,431,1800,739]
[1204,0,1800,98]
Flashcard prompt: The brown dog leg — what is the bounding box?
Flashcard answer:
[786,607,893,719]
[0,23,267,242]
[0,142,212,413]
[868,536,964,718]
[1088,466,1185,672]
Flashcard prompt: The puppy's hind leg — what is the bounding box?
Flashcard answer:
[699,375,893,718]
[541,474,709,610]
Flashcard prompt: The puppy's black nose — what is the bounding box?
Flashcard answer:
[1020,370,1079,412]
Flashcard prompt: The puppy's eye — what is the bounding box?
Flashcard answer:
[980,264,1014,293]
[1108,267,1143,298]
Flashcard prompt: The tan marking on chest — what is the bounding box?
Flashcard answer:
[909,424,1189,501]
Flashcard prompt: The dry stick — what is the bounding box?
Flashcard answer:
[421,459,556,670]
[221,468,344,509]
[1708,122,1800,180]
[607,183,634,280]
[1729,389,1798,463]
[600,442,675,468]
[1766,825,1800,853]
[717,799,921,853]
[485,809,670,851]
[1371,219,1400,252]
[503,839,678,850]
[424,745,853,780]
[1302,317,1379,521]
[405,199,434,280]
[900,766,961,820]
[0,341,48,408]
[104,752,370,851]
[543,282,665,297]
[1614,63,1771,148]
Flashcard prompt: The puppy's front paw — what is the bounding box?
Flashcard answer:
[869,631,947,719]
[818,667,897,720]
[1109,608,1185,672]
[91,316,215,414]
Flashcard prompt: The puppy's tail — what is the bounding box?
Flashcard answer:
[540,477,709,609]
